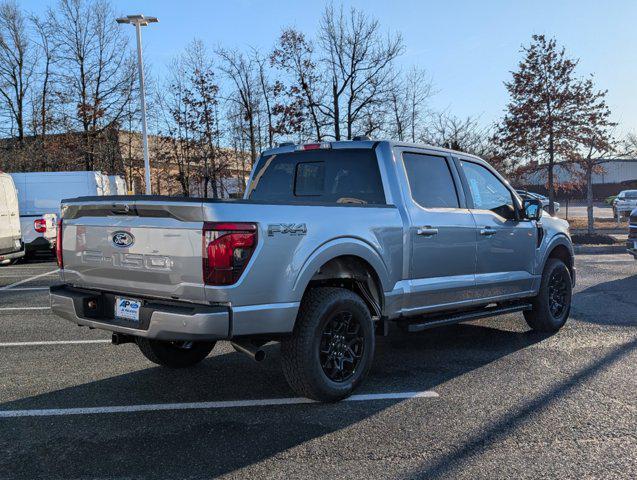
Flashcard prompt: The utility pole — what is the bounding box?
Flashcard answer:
[115,14,158,195]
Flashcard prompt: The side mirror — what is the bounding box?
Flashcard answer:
[523,198,542,221]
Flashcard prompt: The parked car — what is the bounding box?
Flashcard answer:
[50,140,575,402]
[516,190,560,213]
[0,172,24,265]
[19,213,57,257]
[627,208,637,259]
[612,190,637,218]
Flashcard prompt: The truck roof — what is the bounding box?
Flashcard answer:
[260,139,483,161]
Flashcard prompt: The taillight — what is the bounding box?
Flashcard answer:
[56,219,63,268]
[34,218,47,233]
[202,222,257,285]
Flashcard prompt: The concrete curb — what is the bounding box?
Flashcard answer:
[570,228,627,235]
[573,245,628,255]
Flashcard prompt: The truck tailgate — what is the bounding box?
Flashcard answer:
[60,199,206,303]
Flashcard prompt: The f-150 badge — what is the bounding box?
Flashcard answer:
[267,223,307,236]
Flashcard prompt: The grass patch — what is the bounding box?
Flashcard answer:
[566,217,626,230]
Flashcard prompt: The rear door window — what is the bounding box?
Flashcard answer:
[402,153,459,208]
[248,148,385,204]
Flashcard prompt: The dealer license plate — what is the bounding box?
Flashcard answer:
[114,297,141,322]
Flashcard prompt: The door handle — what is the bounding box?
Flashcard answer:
[417,226,439,237]
[480,227,496,236]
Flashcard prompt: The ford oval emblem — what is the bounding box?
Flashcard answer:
[112,231,134,248]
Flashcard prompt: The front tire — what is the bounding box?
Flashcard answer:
[281,287,375,402]
[524,258,572,332]
[136,338,216,368]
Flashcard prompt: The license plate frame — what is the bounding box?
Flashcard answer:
[114,297,142,322]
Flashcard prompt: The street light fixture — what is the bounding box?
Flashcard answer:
[115,14,159,195]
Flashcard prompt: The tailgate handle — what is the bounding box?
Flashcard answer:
[111,203,132,214]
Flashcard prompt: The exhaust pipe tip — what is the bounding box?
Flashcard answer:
[253,349,266,362]
[231,341,266,362]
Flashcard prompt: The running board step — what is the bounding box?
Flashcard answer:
[403,303,532,333]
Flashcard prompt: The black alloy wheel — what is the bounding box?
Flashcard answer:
[319,310,364,382]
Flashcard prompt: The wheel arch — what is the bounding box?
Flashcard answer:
[293,238,391,317]
[542,235,575,284]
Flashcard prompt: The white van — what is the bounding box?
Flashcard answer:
[108,174,128,195]
[0,172,24,265]
[10,171,111,217]
[10,171,112,254]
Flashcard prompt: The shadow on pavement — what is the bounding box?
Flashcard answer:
[403,336,637,479]
[571,274,637,327]
[0,323,550,479]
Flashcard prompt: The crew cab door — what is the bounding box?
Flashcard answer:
[398,149,478,314]
[456,158,537,298]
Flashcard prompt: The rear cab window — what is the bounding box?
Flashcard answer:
[247,148,385,205]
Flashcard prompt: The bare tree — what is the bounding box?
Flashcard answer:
[271,28,325,141]
[217,47,259,166]
[253,49,276,149]
[29,13,56,138]
[159,55,196,196]
[387,67,433,141]
[319,5,403,140]
[51,0,135,170]
[183,40,224,198]
[0,1,35,143]
[423,112,491,154]
[625,133,637,156]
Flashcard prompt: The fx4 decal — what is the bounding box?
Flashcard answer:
[267,223,307,237]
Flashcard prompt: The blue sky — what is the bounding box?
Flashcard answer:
[22,0,637,135]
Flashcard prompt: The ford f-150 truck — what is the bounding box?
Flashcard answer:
[50,140,575,401]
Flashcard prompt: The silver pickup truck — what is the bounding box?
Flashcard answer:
[50,140,575,401]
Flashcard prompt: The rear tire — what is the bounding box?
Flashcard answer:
[281,287,375,402]
[524,258,572,332]
[136,338,216,368]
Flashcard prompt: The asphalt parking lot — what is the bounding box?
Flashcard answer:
[0,254,635,479]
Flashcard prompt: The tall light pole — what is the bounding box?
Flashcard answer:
[115,14,158,195]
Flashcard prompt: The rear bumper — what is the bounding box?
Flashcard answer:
[49,285,300,340]
[50,285,230,341]
[0,247,25,262]
[26,236,55,252]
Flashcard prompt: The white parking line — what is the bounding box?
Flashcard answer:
[0,265,56,270]
[0,339,110,347]
[0,287,50,292]
[0,391,439,418]
[0,307,50,311]
[0,269,59,291]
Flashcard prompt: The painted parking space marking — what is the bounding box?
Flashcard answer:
[0,287,50,292]
[0,339,110,347]
[0,307,50,311]
[0,269,59,291]
[0,391,439,418]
